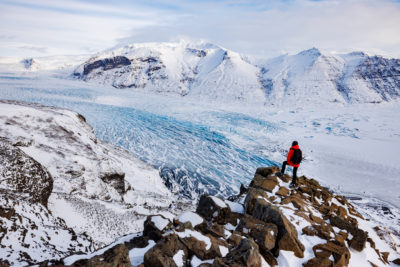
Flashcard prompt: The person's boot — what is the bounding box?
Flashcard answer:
[289,182,297,188]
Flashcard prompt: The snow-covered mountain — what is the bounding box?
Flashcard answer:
[0,100,189,265]
[72,41,265,104]
[259,48,400,105]
[69,42,400,105]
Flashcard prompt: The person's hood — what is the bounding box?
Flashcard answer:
[291,145,300,149]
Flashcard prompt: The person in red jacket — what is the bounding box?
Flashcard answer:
[279,141,302,187]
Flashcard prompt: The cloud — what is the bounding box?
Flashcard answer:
[0,0,400,58]
[18,45,48,53]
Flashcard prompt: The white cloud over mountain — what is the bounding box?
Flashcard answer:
[0,0,400,58]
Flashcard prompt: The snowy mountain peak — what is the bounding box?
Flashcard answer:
[297,47,322,57]
[2,41,398,106]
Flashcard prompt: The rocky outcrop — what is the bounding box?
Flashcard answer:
[82,56,131,76]
[67,244,130,267]
[0,139,53,206]
[0,139,93,266]
[62,166,398,267]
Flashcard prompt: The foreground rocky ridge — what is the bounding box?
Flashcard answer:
[65,167,400,267]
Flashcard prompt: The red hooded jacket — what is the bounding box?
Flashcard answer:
[287,144,302,167]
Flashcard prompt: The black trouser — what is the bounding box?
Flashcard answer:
[281,161,298,184]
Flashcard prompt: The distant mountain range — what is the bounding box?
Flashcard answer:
[5,41,400,105]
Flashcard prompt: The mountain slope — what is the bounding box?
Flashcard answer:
[0,100,189,265]
[72,41,268,104]
[70,42,400,106]
[259,48,400,105]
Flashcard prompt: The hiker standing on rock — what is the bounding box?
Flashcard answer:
[278,141,302,188]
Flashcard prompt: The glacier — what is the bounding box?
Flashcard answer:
[0,74,278,200]
[1,72,400,211]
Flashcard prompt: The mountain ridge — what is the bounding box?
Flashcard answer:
[70,42,400,106]
[1,42,399,106]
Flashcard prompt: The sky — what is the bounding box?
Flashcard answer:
[1,0,400,59]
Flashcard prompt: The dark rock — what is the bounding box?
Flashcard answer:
[312,241,350,267]
[302,224,334,241]
[252,198,305,258]
[203,223,225,238]
[348,228,368,252]
[228,232,244,247]
[212,257,229,267]
[83,56,131,76]
[0,140,53,206]
[144,234,188,267]
[303,257,333,267]
[124,235,149,250]
[329,216,367,251]
[392,258,400,265]
[143,215,172,242]
[236,215,278,252]
[262,251,278,267]
[100,172,126,194]
[250,174,279,193]
[275,186,289,197]
[244,188,270,215]
[225,238,262,267]
[177,230,228,260]
[196,195,231,224]
[69,244,131,267]
[255,167,279,178]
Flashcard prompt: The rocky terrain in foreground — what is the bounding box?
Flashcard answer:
[61,167,400,267]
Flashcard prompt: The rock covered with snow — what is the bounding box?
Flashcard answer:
[0,139,53,206]
[77,166,400,267]
[0,100,187,265]
[0,137,93,265]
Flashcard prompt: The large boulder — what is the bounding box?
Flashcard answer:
[330,216,367,251]
[250,174,279,193]
[236,215,278,252]
[252,198,305,258]
[69,244,131,267]
[303,257,333,267]
[312,241,350,267]
[143,215,173,241]
[175,229,228,260]
[348,228,368,252]
[196,195,231,224]
[144,234,188,267]
[244,188,270,215]
[100,172,126,195]
[255,167,280,178]
[0,140,53,206]
[224,238,263,267]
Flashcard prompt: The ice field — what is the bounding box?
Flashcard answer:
[0,73,400,210]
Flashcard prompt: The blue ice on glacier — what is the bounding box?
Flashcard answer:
[0,75,278,199]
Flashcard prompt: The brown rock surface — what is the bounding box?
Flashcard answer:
[144,234,188,267]
[237,215,278,251]
[196,195,231,224]
[244,187,270,215]
[225,238,263,267]
[255,167,279,178]
[250,174,279,193]
[70,244,131,267]
[252,198,305,258]
[303,257,333,267]
[276,186,290,197]
[143,215,172,242]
